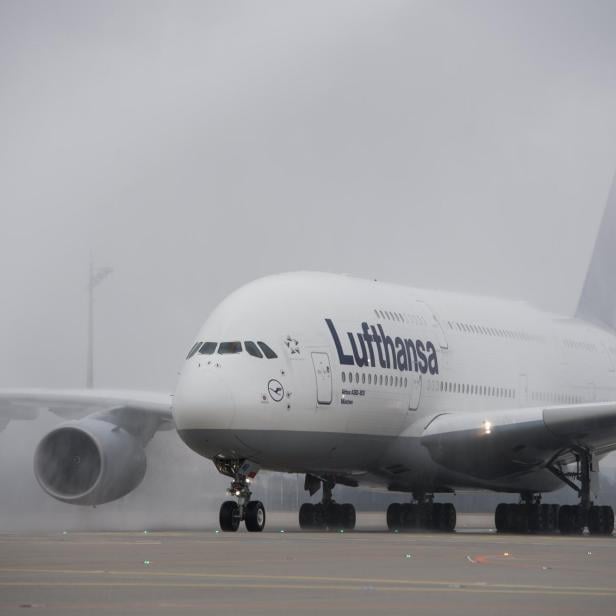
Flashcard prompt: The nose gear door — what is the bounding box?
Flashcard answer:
[311,352,332,405]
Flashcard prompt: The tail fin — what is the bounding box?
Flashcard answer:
[576,171,616,329]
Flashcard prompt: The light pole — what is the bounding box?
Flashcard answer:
[87,257,113,389]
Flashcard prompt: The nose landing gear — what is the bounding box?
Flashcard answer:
[215,458,266,532]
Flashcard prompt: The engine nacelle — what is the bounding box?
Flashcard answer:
[34,418,147,505]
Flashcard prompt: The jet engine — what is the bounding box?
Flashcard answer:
[34,418,147,505]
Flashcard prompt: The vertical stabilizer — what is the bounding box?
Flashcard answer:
[576,172,616,330]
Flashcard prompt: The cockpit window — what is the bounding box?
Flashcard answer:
[218,341,242,354]
[257,341,278,359]
[198,342,217,355]
[244,341,263,358]
[186,342,202,359]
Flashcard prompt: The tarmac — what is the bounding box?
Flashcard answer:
[1,512,615,615]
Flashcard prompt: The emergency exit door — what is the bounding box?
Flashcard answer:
[408,374,422,410]
[311,352,332,405]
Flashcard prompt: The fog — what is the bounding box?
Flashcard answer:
[1,1,616,530]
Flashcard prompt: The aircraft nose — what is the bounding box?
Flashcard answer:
[173,367,236,431]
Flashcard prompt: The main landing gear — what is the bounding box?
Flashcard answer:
[386,495,456,532]
[299,478,356,531]
[215,459,266,532]
[495,448,614,536]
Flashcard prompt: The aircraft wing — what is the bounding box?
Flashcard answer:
[420,402,616,480]
[0,389,174,441]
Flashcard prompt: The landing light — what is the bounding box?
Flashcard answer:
[482,421,492,435]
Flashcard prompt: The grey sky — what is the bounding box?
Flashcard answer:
[2,0,616,392]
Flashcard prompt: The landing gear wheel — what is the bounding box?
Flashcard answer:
[495,503,507,532]
[559,504,584,535]
[588,505,615,535]
[245,500,266,532]
[299,503,316,529]
[325,504,342,530]
[340,504,356,530]
[219,500,240,532]
[401,503,418,530]
[442,503,457,532]
[387,503,402,531]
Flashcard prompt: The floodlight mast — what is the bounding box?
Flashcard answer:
[87,256,112,389]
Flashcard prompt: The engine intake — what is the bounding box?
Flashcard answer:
[34,418,147,505]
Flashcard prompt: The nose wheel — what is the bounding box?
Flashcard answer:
[214,458,266,532]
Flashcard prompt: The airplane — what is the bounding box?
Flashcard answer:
[2,175,616,536]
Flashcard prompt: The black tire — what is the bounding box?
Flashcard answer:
[245,500,266,532]
[495,503,508,532]
[401,504,417,531]
[299,503,315,529]
[219,500,240,532]
[341,504,356,530]
[443,503,456,532]
[559,504,573,534]
[313,504,327,529]
[516,504,529,533]
[540,504,553,533]
[528,504,541,533]
[588,505,601,535]
[550,504,560,532]
[325,504,342,530]
[432,503,443,531]
[504,504,517,532]
[387,503,402,531]
[603,506,615,535]
[588,505,614,536]
[572,505,585,534]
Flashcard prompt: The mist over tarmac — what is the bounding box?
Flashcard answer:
[1,1,616,530]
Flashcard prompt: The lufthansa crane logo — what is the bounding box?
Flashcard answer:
[267,379,284,402]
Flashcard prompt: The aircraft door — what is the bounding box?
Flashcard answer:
[417,301,448,350]
[408,374,422,410]
[311,352,332,405]
[603,344,616,372]
[518,374,528,404]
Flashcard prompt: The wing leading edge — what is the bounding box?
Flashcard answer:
[0,389,174,440]
[420,402,616,481]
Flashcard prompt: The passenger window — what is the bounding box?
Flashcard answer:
[186,342,202,359]
[199,342,217,355]
[362,373,366,384]
[218,341,242,354]
[342,372,346,383]
[244,341,263,358]
[257,342,278,359]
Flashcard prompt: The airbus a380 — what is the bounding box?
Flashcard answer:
[3,178,616,536]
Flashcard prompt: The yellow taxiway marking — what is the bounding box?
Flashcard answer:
[0,567,614,595]
[0,580,614,597]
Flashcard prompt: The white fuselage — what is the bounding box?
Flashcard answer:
[173,272,616,495]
